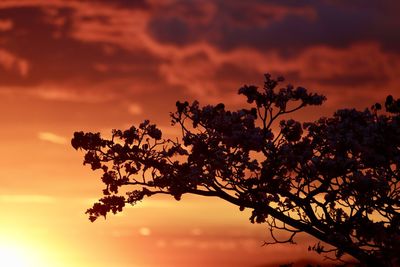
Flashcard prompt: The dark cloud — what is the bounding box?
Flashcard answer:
[0,6,162,88]
[310,73,389,88]
[149,17,194,47]
[148,0,400,55]
[93,0,149,9]
[0,0,398,109]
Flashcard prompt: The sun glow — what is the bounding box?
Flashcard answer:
[0,240,45,267]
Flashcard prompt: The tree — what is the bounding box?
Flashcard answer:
[72,74,400,266]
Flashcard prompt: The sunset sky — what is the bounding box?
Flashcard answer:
[0,0,399,266]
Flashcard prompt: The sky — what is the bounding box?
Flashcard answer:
[0,0,399,266]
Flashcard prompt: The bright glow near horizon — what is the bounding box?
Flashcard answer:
[0,243,41,267]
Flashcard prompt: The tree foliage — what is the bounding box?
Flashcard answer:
[72,74,400,266]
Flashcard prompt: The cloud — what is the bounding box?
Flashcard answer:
[191,228,203,236]
[0,49,29,77]
[0,194,55,203]
[139,227,151,236]
[38,132,67,145]
[0,19,13,31]
[146,0,400,54]
[0,0,398,117]
[0,2,162,88]
[28,83,118,103]
[0,77,154,104]
[147,1,316,48]
[128,103,143,115]
[167,237,252,251]
[156,41,400,107]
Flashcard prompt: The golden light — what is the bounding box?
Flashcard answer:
[0,246,31,267]
[0,239,45,267]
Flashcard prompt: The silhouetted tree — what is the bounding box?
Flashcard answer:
[72,74,400,266]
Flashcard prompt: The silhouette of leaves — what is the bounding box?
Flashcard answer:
[73,74,399,266]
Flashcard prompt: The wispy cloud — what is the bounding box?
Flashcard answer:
[38,132,67,145]
[0,194,55,203]
[128,103,143,115]
[29,83,117,103]
[139,227,151,236]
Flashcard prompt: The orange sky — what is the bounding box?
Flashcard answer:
[0,1,399,266]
